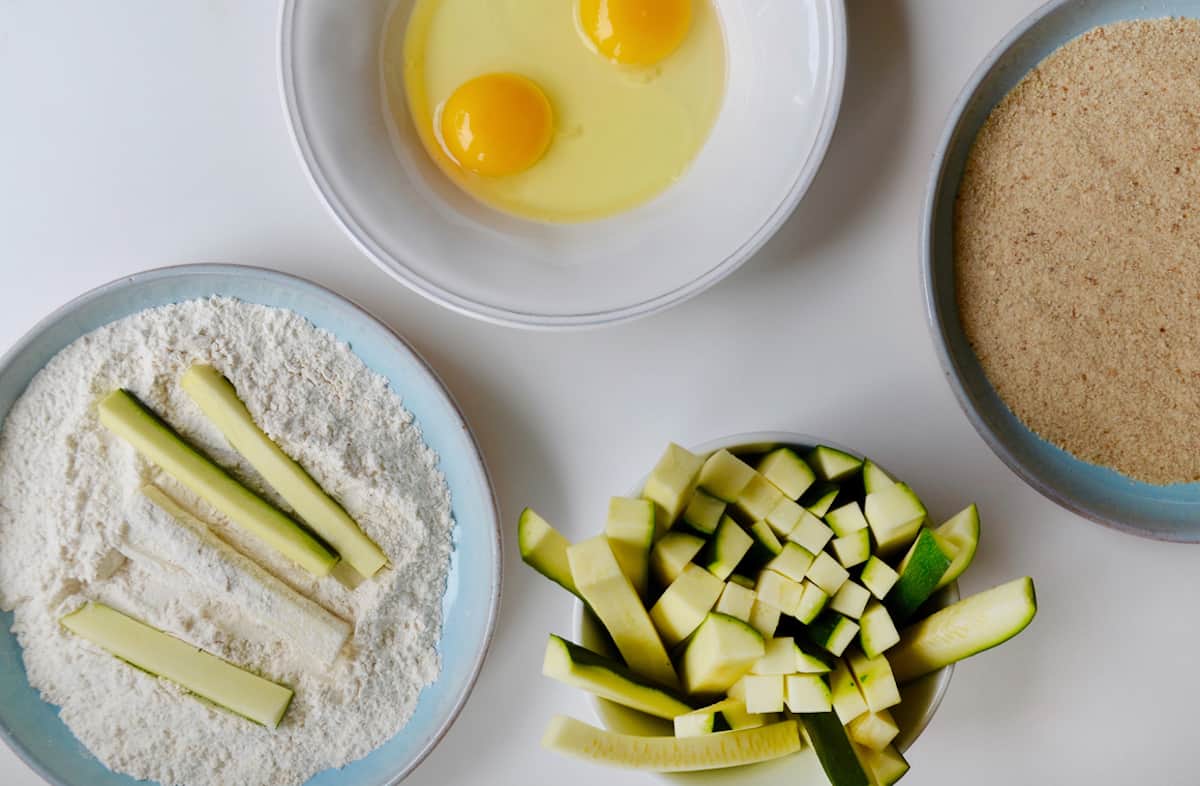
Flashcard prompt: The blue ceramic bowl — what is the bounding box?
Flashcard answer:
[0,265,501,784]
[923,0,1200,541]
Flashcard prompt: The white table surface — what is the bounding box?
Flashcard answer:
[2,1,1198,784]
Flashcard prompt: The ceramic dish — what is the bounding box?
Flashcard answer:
[573,431,956,784]
[278,0,846,329]
[0,264,501,786]
[922,0,1200,542]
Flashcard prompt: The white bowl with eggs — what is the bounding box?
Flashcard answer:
[279,0,846,328]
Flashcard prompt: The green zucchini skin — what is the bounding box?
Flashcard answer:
[887,529,951,623]
[796,712,870,786]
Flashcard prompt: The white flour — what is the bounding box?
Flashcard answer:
[0,297,454,786]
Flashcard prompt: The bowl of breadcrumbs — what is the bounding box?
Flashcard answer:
[924,0,1200,541]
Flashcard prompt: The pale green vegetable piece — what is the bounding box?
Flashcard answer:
[568,536,678,688]
[181,364,386,577]
[788,511,834,554]
[756,448,816,500]
[651,564,725,647]
[734,474,785,523]
[519,508,578,597]
[542,715,802,771]
[860,556,900,600]
[98,389,337,577]
[61,602,293,727]
[831,581,871,619]
[766,542,815,582]
[542,635,692,719]
[825,501,869,537]
[748,600,781,637]
[698,450,757,502]
[642,443,705,535]
[715,581,757,623]
[785,673,832,713]
[679,613,764,696]
[847,709,899,752]
[604,496,655,597]
[806,551,850,596]
[650,531,705,588]
[740,674,785,713]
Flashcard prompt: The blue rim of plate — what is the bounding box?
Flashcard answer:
[276,0,848,329]
[0,263,502,785]
[922,0,1200,542]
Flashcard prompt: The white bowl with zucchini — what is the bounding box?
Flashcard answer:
[520,432,1037,785]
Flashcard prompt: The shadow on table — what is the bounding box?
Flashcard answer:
[753,0,915,270]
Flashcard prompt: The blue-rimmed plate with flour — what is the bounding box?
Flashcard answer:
[0,264,501,786]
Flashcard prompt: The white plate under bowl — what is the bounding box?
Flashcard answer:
[573,432,956,784]
[279,0,846,329]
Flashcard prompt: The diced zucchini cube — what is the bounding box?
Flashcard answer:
[848,650,901,713]
[794,640,833,674]
[862,459,896,495]
[698,450,757,503]
[696,516,753,581]
[830,658,868,724]
[650,564,726,647]
[802,483,841,518]
[715,581,756,622]
[830,580,871,619]
[831,529,871,569]
[681,488,726,537]
[785,673,832,713]
[794,580,829,625]
[679,613,765,696]
[848,709,899,752]
[765,497,804,537]
[728,574,756,590]
[806,445,864,482]
[734,474,786,523]
[756,448,816,500]
[642,443,705,535]
[806,551,849,596]
[858,601,900,659]
[864,483,928,555]
[860,556,900,600]
[755,570,804,616]
[748,600,781,637]
[650,531,705,588]
[743,520,784,572]
[825,501,869,537]
[673,705,721,737]
[932,503,980,591]
[720,699,768,730]
[765,542,815,582]
[857,743,910,785]
[740,674,785,713]
[808,611,859,657]
[787,511,834,554]
[751,637,800,675]
[888,528,952,623]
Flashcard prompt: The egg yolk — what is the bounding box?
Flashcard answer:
[578,0,692,66]
[439,73,554,177]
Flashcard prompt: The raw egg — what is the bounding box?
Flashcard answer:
[578,0,693,66]
[385,0,726,223]
[439,73,554,177]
